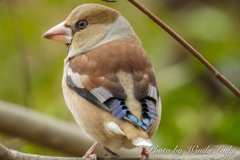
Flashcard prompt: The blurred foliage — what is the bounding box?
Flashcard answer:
[0,0,239,156]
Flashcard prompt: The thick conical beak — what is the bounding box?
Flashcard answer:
[42,21,72,44]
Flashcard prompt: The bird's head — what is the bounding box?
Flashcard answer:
[43,4,137,59]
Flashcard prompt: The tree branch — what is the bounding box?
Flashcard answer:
[0,101,138,157]
[0,143,84,160]
[0,101,92,156]
[1,143,240,160]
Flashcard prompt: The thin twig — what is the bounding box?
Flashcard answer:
[103,0,240,98]
[102,0,118,2]
[128,0,240,98]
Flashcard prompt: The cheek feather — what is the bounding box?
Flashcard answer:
[67,24,107,58]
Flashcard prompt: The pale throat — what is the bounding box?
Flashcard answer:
[65,16,138,60]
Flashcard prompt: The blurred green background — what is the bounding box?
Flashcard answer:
[0,0,240,157]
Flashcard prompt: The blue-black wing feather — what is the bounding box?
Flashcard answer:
[66,75,146,129]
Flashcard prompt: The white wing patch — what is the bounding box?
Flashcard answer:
[132,137,153,147]
[147,67,158,101]
[66,63,86,88]
[107,122,126,136]
[90,87,113,103]
[148,85,158,101]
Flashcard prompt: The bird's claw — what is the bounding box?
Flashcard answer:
[89,153,97,160]
[83,153,97,160]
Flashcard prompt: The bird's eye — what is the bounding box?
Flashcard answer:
[76,20,88,30]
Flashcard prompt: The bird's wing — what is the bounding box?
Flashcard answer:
[65,63,159,131]
[65,61,146,129]
[132,68,160,130]
[65,38,160,131]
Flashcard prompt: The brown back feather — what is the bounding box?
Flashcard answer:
[69,37,156,100]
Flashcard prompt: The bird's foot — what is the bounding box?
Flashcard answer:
[83,142,99,160]
[139,147,149,160]
[83,152,97,160]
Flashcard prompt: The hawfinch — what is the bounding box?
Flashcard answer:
[43,3,161,160]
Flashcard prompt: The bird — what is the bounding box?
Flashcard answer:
[43,3,161,160]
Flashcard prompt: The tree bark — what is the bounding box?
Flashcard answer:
[1,143,240,160]
[0,143,83,160]
[0,101,138,157]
